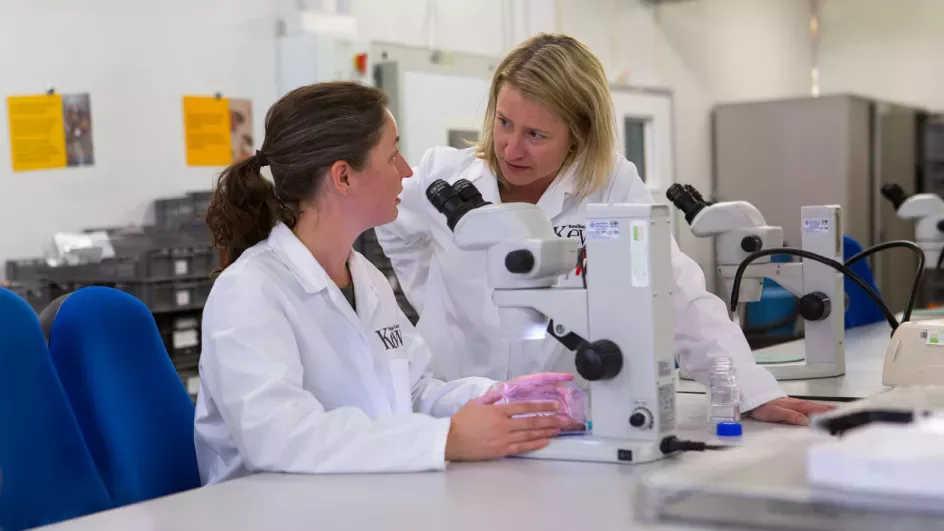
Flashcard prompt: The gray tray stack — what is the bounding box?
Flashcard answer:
[4,190,216,393]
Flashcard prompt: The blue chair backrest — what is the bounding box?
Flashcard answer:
[46,287,200,508]
[843,235,885,328]
[0,288,111,530]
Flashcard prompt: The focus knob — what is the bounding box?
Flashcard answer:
[741,235,763,253]
[937,220,944,233]
[798,292,831,321]
[630,408,653,429]
[575,340,622,381]
[505,250,535,274]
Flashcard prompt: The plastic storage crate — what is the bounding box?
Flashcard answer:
[158,314,202,372]
[5,258,49,283]
[154,191,213,231]
[137,279,213,313]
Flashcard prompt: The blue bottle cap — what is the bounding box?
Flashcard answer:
[716,421,743,437]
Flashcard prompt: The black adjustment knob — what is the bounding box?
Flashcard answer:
[575,340,623,381]
[798,292,831,321]
[937,220,944,233]
[505,250,535,274]
[741,235,763,253]
[629,408,652,429]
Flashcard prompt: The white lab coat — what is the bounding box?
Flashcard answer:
[375,146,785,413]
[194,222,495,485]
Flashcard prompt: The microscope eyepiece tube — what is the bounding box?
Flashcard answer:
[683,184,707,204]
[426,179,481,231]
[453,179,491,208]
[880,183,908,211]
[665,184,706,225]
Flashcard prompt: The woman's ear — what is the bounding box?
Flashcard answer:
[329,160,353,196]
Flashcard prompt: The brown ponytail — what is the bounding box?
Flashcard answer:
[206,81,389,269]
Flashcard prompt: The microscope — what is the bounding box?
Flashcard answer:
[881,183,944,270]
[665,184,847,380]
[426,179,679,464]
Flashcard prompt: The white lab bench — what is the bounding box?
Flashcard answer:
[38,316,923,531]
[678,320,894,400]
[37,393,818,531]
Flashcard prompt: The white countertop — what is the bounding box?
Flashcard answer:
[36,393,809,531]
[38,315,923,530]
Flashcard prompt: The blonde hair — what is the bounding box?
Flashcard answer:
[475,33,615,200]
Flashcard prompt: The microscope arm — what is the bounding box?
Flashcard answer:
[688,202,769,237]
[729,247,900,331]
[718,262,804,303]
[898,194,944,220]
[492,289,589,340]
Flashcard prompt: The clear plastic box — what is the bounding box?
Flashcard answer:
[490,380,588,433]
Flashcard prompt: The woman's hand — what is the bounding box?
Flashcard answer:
[445,392,563,462]
[747,397,836,426]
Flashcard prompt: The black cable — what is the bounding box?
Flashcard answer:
[843,240,924,324]
[937,247,944,271]
[730,248,900,331]
[577,247,587,289]
[660,436,729,454]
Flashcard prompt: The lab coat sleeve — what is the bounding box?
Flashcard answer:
[373,153,435,314]
[616,168,786,412]
[401,309,496,417]
[200,274,452,474]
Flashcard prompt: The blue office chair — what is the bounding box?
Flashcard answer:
[0,287,111,530]
[842,235,885,329]
[45,286,200,508]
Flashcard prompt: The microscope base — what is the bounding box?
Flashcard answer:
[515,434,669,465]
[763,362,844,380]
[678,360,844,382]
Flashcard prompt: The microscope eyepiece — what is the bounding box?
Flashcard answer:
[684,184,707,205]
[666,184,707,225]
[426,179,489,231]
[880,183,908,211]
[453,179,491,209]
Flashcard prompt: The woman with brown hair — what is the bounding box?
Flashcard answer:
[194,81,569,485]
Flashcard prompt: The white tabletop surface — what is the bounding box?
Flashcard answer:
[36,393,811,531]
[677,320,894,400]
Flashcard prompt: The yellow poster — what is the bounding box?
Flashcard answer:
[183,96,232,166]
[7,94,68,172]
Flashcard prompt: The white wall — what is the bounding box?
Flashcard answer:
[0,0,818,282]
[0,0,287,268]
[818,0,944,111]
[348,0,555,58]
[555,0,813,279]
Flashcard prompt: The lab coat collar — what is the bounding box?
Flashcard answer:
[268,223,331,294]
[535,162,578,221]
[347,251,380,323]
[269,222,381,328]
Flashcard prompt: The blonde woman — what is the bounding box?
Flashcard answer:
[376,33,830,426]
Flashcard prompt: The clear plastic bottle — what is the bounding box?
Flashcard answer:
[707,356,741,423]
